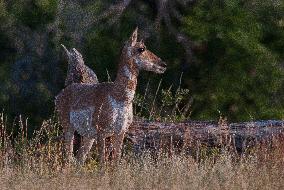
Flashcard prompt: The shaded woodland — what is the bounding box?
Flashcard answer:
[0,0,284,131]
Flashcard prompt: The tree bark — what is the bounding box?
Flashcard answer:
[126,119,284,154]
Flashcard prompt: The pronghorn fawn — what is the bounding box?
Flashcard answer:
[55,28,167,165]
[61,44,98,86]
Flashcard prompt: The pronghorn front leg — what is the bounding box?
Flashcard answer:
[76,137,95,164]
[113,132,125,164]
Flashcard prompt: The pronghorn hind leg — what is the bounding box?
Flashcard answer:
[76,137,95,164]
[105,136,114,162]
[64,126,75,163]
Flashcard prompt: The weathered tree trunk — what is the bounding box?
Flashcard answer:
[125,119,284,155]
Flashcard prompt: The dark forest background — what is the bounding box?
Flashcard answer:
[0,0,284,130]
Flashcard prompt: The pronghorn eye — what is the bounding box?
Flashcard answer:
[138,48,145,53]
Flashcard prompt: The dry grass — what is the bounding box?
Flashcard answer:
[0,114,284,190]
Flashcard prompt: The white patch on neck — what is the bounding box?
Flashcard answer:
[127,47,132,57]
[122,66,136,99]
[70,107,97,138]
[123,66,132,80]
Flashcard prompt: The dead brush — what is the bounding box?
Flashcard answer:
[0,113,67,174]
[248,134,284,165]
[0,113,283,189]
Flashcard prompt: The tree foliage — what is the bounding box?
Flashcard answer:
[182,0,284,120]
[0,0,283,128]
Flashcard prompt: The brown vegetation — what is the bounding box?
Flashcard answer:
[0,114,284,190]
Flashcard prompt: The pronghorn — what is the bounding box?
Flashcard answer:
[61,44,98,86]
[60,44,99,158]
[55,28,167,164]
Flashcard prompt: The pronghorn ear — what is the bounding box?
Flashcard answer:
[130,27,138,47]
[61,44,71,60]
[72,48,83,58]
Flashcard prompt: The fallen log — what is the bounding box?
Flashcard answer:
[126,119,284,155]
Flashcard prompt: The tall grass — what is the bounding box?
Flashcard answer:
[134,74,192,122]
[0,113,284,190]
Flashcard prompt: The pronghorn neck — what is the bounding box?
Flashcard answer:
[113,51,139,102]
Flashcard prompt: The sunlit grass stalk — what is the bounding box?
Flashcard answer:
[149,79,162,120]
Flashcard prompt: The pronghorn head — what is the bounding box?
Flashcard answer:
[125,28,167,74]
[61,44,84,65]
